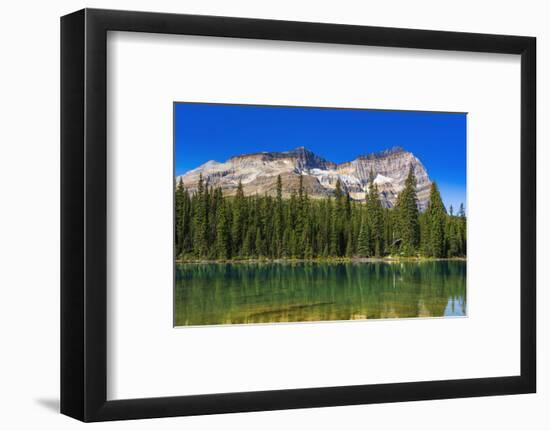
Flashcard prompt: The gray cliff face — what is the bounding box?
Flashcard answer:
[177,146,432,210]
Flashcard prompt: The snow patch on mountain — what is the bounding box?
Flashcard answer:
[373,174,393,185]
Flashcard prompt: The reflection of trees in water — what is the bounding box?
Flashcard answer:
[175,261,467,325]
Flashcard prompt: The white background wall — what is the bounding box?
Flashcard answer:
[0,0,547,429]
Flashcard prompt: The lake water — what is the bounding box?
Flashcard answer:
[174,261,466,326]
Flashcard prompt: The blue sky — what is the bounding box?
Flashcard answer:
[175,103,467,212]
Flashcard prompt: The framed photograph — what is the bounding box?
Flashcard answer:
[173,103,468,326]
[61,8,536,422]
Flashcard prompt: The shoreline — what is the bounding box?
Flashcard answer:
[175,256,467,265]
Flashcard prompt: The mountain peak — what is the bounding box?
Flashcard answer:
[177,146,431,210]
[357,146,407,160]
[286,146,314,157]
[285,146,334,170]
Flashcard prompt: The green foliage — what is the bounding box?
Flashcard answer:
[175,178,191,256]
[174,174,467,261]
[193,174,208,258]
[231,181,245,256]
[215,202,230,259]
[357,219,372,257]
[366,170,384,256]
[426,182,447,258]
[394,165,420,256]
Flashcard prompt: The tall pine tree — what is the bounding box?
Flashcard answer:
[426,182,446,258]
[395,165,420,256]
[215,201,230,259]
[231,181,245,256]
[357,218,372,257]
[274,174,284,257]
[193,174,208,257]
[367,169,384,256]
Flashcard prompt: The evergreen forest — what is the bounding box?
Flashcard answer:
[175,166,466,261]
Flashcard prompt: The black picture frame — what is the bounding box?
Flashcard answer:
[61,8,536,422]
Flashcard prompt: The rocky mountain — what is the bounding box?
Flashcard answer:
[177,146,432,210]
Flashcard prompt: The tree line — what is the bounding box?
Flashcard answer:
[175,166,466,261]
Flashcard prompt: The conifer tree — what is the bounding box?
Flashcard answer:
[255,227,264,258]
[304,240,313,260]
[182,188,192,254]
[357,219,372,257]
[329,215,339,256]
[231,181,245,256]
[193,174,208,257]
[242,227,254,257]
[289,230,298,258]
[333,179,347,256]
[426,182,446,257]
[175,178,185,256]
[395,165,420,256]
[215,202,230,259]
[458,203,467,255]
[274,174,284,257]
[383,208,393,255]
[418,211,430,256]
[447,217,459,257]
[344,191,352,220]
[282,227,291,258]
[295,175,306,258]
[334,177,343,201]
[345,234,354,257]
[367,170,384,256]
[288,189,298,231]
